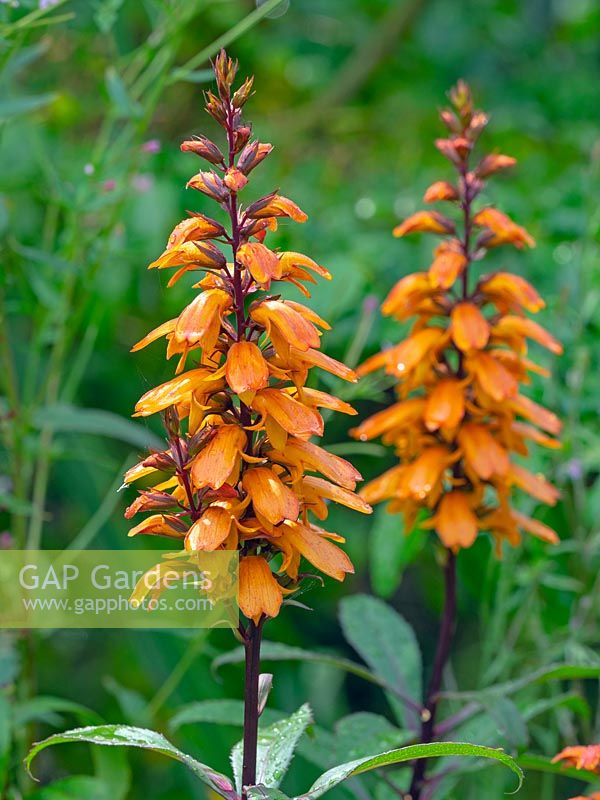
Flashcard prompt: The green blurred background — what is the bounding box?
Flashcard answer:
[1,0,600,798]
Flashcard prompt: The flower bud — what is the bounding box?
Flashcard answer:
[476,154,517,178]
[142,452,175,471]
[423,181,458,203]
[223,167,248,192]
[439,109,461,133]
[449,79,472,118]
[237,141,273,175]
[180,135,224,165]
[204,90,227,125]
[435,138,464,165]
[187,171,229,202]
[468,111,489,139]
[233,125,252,153]
[214,49,238,98]
[232,76,254,108]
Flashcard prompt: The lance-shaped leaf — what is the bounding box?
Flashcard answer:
[26,725,238,800]
[339,594,422,729]
[231,704,313,793]
[169,699,282,731]
[439,663,600,702]
[299,742,522,799]
[212,641,419,712]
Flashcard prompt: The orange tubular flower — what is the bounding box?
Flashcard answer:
[553,745,600,800]
[553,746,600,774]
[352,80,562,554]
[123,51,371,625]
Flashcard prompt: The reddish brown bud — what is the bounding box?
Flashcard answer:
[233,125,252,153]
[237,141,273,175]
[188,425,219,459]
[169,436,189,467]
[187,171,229,202]
[468,111,489,138]
[476,154,517,178]
[435,138,464,165]
[439,109,461,133]
[453,136,473,158]
[241,217,277,238]
[142,452,175,471]
[223,167,248,192]
[163,406,180,437]
[232,76,254,108]
[180,135,224,165]
[125,491,178,519]
[449,79,473,118]
[214,49,238,98]
[204,90,227,125]
[192,241,227,268]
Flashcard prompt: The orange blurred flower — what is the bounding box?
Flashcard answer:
[553,745,600,800]
[553,745,600,773]
[123,51,371,624]
[352,80,562,554]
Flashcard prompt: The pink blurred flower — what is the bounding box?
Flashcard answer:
[102,179,117,192]
[0,532,13,549]
[132,173,153,193]
[141,139,161,154]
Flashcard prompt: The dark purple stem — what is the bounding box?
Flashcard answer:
[241,618,264,797]
[407,551,456,799]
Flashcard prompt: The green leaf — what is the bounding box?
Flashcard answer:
[231,704,313,793]
[521,691,590,722]
[332,713,411,761]
[105,67,142,118]
[339,595,422,729]
[213,641,412,708]
[0,93,56,121]
[169,699,282,731]
[26,725,238,800]
[176,69,214,84]
[296,742,523,800]
[440,663,600,701]
[369,507,425,598]
[33,405,164,450]
[14,696,101,728]
[102,677,151,727]
[29,776,112,799]
[480,697,528,750]
[94,0,125,33]
[247,789,290,800]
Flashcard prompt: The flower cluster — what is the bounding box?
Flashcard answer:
[122,51,371,624]
[351,81,562,553]
[553,745,600,800]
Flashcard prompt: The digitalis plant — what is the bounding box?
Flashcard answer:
[352,81,563,799]
[121,50,371,791]
[353,80,562,555]
[25,65,530,800]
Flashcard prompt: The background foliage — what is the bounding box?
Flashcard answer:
[1,0,599,798]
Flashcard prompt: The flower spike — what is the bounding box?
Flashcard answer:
[352,81,562,553]
[124,50,371,624]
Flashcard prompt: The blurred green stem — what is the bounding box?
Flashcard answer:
[145,632,209,720]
